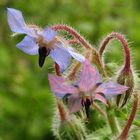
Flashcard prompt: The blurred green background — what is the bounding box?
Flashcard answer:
[0,0,140,139]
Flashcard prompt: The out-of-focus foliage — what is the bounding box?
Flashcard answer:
[0,0,140,139]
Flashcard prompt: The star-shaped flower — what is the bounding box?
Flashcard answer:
[49,60,128,114]
[7,8,85,71]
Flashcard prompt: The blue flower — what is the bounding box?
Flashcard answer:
[7,8,85,71]
[49,60,128,114]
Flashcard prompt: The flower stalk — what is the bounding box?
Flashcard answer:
[52,24,105,73]
[99,32,131,71]
[118,90,139,140]
[67,62,81,80]
[52,24,93,50]
[106,103,120,136]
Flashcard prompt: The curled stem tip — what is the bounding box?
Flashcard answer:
[118,90,139,140]
[99,32,131,71]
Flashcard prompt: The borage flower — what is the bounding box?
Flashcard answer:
[49,60,128,117]
[7,8,85,71]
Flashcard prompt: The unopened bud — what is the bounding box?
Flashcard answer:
[116,68,134,107]
[52,102,87,139]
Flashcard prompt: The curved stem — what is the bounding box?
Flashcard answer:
[99,32,131,71]
[99,32,132,136]
[52,24,93,50]
[118,90,139,140]
[52,24,105,73]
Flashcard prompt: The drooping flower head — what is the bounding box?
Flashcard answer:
[7,8,85,72]
[49,60,128,117]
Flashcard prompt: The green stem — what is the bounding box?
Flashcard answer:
[118,91,139,140]
[106,105,120,136]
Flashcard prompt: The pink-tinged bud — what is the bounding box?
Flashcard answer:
[116,68,134,107]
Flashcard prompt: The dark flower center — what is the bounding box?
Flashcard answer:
[82,98,92,119]
[38,47,50,67]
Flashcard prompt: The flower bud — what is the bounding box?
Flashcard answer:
[116,68,134,107]
[52,102,88,139]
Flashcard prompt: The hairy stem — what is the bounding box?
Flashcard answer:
[52,24,93,50]
[99,32,131,71]
[99,32,132,135]
[118,90,139,140]
[52,24,105,73]
[106,105,120,136]
[67,62,81,80]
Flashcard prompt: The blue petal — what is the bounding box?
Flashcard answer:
[67,47,85,62]
[96,81,128,99]
[7,8,27,34]
[77,60,102,92]
[7,8,37,37]
[48,74,79,98]
[67,94,82,113]
[50,43,71,72]
[16,36,39,55]
[42,27,57,42]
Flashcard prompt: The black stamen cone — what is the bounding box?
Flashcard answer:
[84,99,92,119]
[38,47,50,67]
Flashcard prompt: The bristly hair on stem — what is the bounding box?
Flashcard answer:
[52,24,93,50]
[99,32,131,72]
[99,32,134,107]
[52,24,105,73]
[117,90,139,140]
[67,62,81,81]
